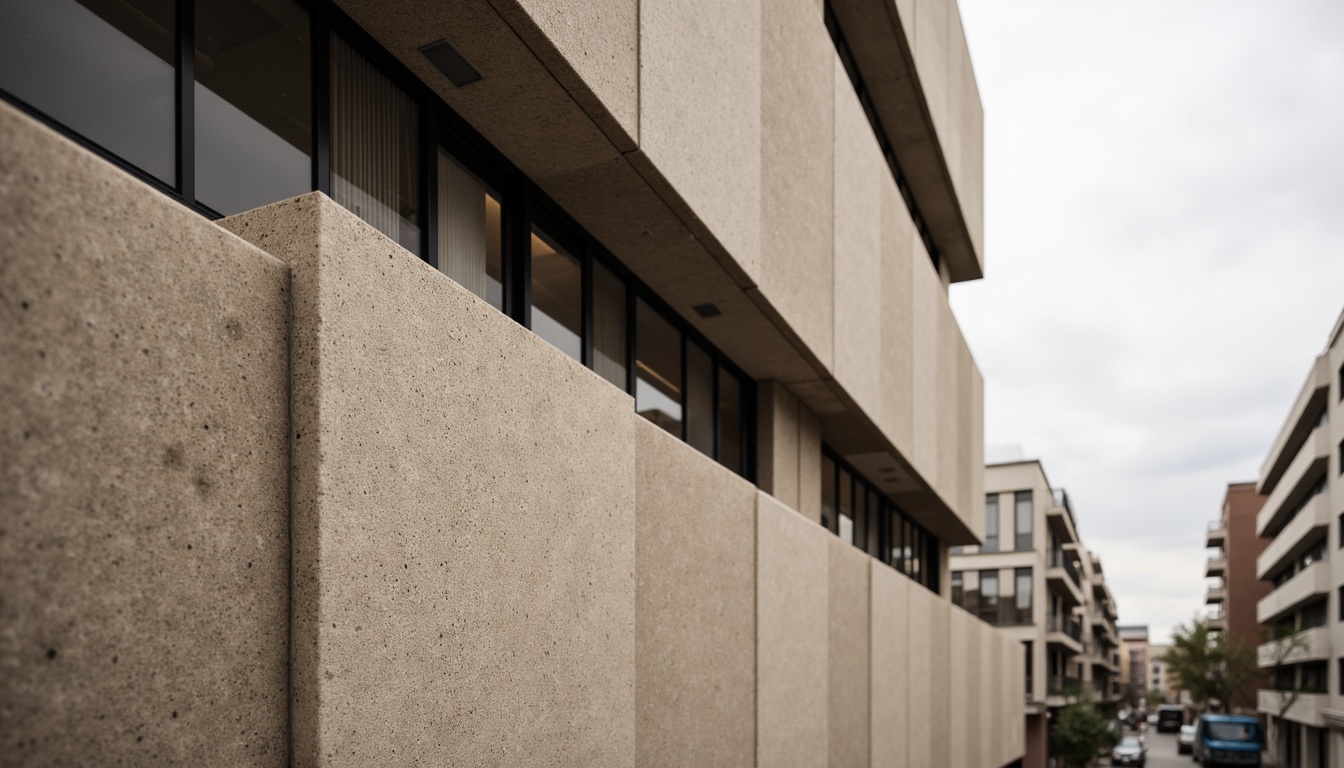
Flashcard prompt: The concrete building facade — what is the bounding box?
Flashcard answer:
[0,0,1026,766]
[949,460,1121,768]
[1202,480,1270,713]
[1255,308,1344,768]
[1119,625,1151,710]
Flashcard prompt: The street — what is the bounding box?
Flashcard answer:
[1110,728,1191,768]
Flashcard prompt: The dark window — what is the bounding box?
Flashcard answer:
[979,570,999,624]
[1340,439,1344,476]
[819,445,940,592]
[590,260,626,388]
[436,151,503,310]
[1301,661,1328,693]
[330,33,420,253]
[1339,586,1344,622]
[0,0,177,183]
[1024,641,1033,696]
[194,0,311,215]
[951,571,964,608]
[529,227,582,362]
[1014,491,1033,551]
[984,494,999,553]
[1302,599,1327,629]
[838,467,854,545]
[635,299,683,436]
[821,455,837,532]
[1014,567,1033,624]
[684,341,714,457]
[715,368,743,473]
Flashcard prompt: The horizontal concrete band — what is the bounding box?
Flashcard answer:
[3,103,1021,767]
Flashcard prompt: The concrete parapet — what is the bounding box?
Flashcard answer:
[0,101,291,766]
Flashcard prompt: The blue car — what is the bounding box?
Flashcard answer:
[1193,714,1260,766]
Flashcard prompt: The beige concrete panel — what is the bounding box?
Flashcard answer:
[828,539,872,768]
[758,381,801,509]
[905,584,934,768]
[870,563,910,768]
[936,293,960,517]
[223,195,636,768]
[878,173,916,460]
[485,0,639,149]
[634,419,757,768]
[948,610,969,768]
[1005,635,1025,763]
[970,361,985,537]
[335,0,622,181]
[798,404,823,524]
[929,599,952,768]
[983,621,1005,763]
[759,0,835,371]
[910,236,941,490]
[0,103,289,765]
[912,0,950,157]
[757,492,829,768]
[638,0,762,281]
[833,56,886,425]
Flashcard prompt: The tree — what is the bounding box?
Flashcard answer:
[1260,625,1314,767]
[1146,688,1166,708]
[1162,616,1260,714]
[1050,692,1118,768]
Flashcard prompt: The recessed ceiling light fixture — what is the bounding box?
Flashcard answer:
[692,302,722,318]
[420,39,483,87]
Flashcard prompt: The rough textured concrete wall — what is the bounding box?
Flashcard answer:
[828,539,872,768]
[758,381,823,523]
[871,561,911,768]
[221,195,636,768]
[634,420,757,767]
[757,493,829,767]
[0,102,290,765]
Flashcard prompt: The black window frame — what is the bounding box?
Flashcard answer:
[820,445,941,593]
[1,0,757,480]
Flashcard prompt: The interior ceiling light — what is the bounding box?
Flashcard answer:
[420,39,483,87]
[692,302,722,318]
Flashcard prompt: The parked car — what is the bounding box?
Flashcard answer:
[1192,713,1261,766]
[1178,724,1196,754]
[1156,704,1185,733]
[1112,735,1147,767]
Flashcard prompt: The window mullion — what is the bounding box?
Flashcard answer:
[176,0,194,202]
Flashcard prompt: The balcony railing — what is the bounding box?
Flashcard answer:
[1048,612,1083,642]
[971,600,1034,627]
[1047,675,1082,696]
[1048,548,1081,589]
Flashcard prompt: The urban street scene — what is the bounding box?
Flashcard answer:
[1,0,1341,767]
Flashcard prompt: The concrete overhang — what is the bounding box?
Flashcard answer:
[1258,355,1329,495]
[1257,492,1330,580]
[827,0,984,283]
[1257,427,1330,537]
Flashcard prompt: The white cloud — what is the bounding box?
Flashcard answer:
[953,0,1344,645]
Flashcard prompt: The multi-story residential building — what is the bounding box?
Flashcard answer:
[0,0,1028,766]
[1202,480,1270,713]
[1119,625,1151,709]
[1076,546,1124,711]
[1256,308,1344,768]
[950,460,1120,768]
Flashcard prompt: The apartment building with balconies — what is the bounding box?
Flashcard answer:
[1199,481,1270,713]
[950,460,1116,768]
[0,0,1030,766]
[1119,625,1151,709]
[1255,307,1344,767]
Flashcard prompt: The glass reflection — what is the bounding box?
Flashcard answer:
[529,228,582,362]
[0,0,175,183]
[636,299,682,436]
[437,150,502,309]
[194,0,310,214]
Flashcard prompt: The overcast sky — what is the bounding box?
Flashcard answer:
[951,2,1344,645]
